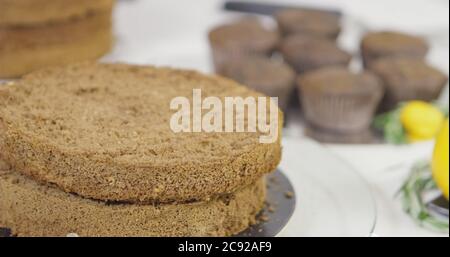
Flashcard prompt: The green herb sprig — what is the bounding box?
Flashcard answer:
[398,161,449,233]
[373,102,449,145]
[373,106,407,144]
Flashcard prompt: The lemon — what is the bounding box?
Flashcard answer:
[432,119,449,200]
[400,101,445,142]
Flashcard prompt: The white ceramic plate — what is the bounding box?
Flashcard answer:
[278,138,377,237]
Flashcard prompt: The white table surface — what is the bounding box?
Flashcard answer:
[109,0,449,237]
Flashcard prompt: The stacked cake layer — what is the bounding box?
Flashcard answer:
[0,161,266,237]
[0,0,114,78]
[0,63,282,236]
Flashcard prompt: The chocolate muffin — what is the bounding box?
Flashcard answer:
[274,8,341,40]
[224,56,296,111]
[371,58,448,111]
[361,31,428,68]
[208,19,279,75]
[280,35,352,74]
[298,67,384,135]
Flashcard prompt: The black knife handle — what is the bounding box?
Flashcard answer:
[224,1,342,17]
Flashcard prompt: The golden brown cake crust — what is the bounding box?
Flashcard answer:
[0,12,113,78]
[0,165,266,237]
[0,0,115,26]
[0,63,282,203]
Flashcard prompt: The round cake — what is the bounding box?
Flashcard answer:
[0,162,266,237]
[280,35,352,74]
[0,0,115,26]
[0,63,282,204]
[223,56,296,111]
[274,9,341,39]
[0,12,113,78]
[298,67,384,134]
[371,58,448,111]
[209,19,279,75]
[361,31,428,68]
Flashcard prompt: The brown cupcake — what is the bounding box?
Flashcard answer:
[371,58,448,111]
[224,56,296,111]
[280,35,352,74]
[298,67,384,134]
[361,31,428,68]
[279,35,352,111]
[208,19,279,75]
[274,8,341,40]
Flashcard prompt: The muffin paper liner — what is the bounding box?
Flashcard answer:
[210,44,275,76]
[300,89,383,133]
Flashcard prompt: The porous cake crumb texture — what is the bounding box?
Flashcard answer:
[0,63,282,203]
[0,167,266,237]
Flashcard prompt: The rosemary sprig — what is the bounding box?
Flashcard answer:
[398,161,449,233]
[373,107,407,144]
